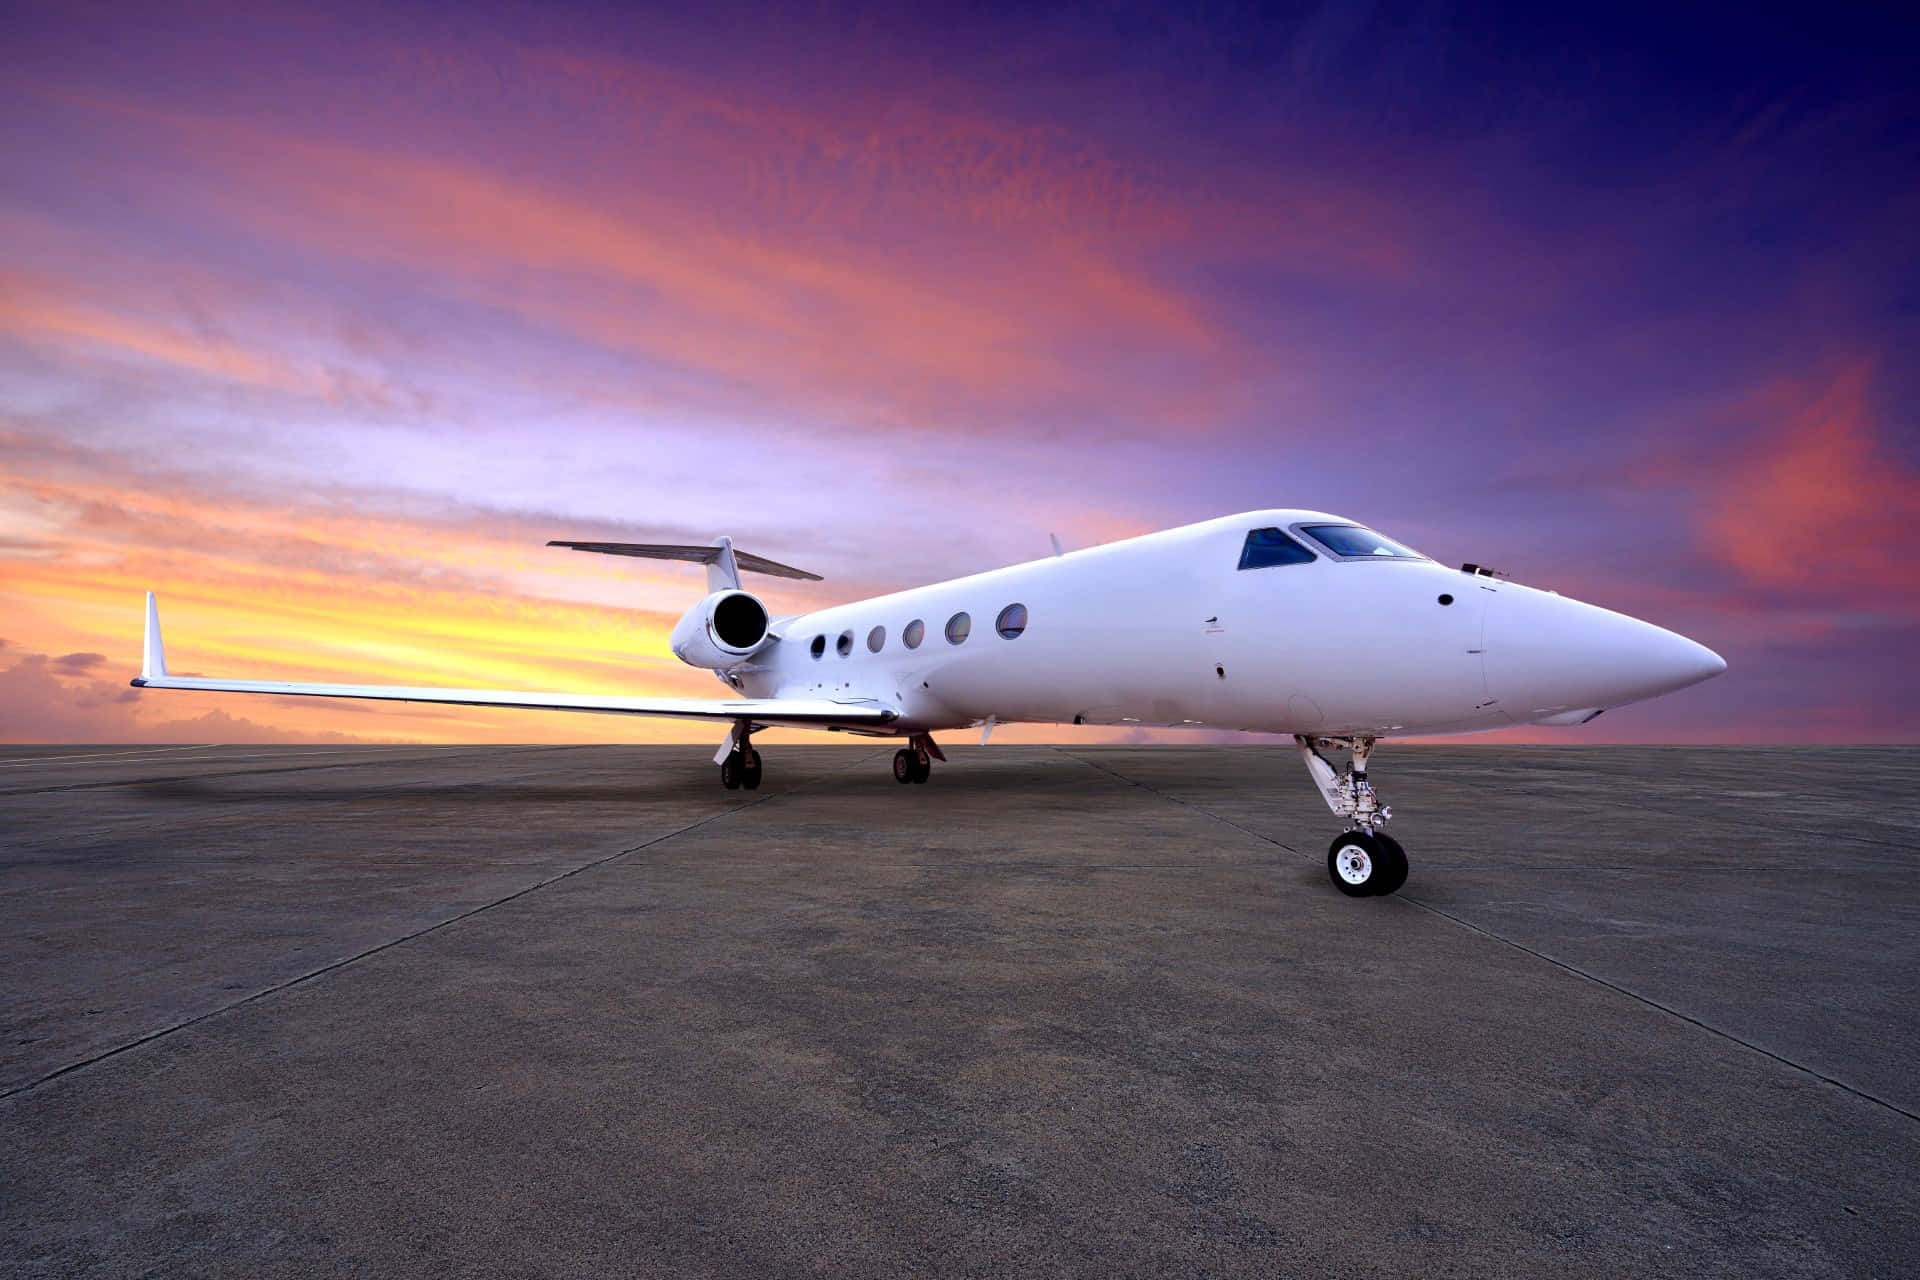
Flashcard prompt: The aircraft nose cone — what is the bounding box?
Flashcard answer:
[1485,586,1726,721]
[1670,635,1728,684]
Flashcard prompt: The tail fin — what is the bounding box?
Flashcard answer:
[546,538,821,591]
[140,591,167,680]
[705,537,742,593]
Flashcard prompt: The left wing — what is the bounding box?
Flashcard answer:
[129,594,896,731]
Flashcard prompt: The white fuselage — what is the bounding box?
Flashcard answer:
[725,510,1724,739]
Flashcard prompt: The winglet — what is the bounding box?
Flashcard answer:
[138,591,167,682]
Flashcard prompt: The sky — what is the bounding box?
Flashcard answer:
[1,0,1915,746]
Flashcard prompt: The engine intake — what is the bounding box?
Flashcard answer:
[670,590,772,668]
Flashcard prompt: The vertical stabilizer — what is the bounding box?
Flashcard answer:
[142,592,168,680]
[705,537,742,592]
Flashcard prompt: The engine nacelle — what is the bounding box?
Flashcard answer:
[670,590,772,668]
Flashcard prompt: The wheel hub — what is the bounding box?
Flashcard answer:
[1337,846,1372,884]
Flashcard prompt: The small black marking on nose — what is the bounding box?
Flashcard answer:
[1215,665,1226,679]
[1438,593,1454,606]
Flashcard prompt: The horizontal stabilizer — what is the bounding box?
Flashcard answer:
[548,540,822,581]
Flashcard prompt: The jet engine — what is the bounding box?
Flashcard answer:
[670,590,772,668]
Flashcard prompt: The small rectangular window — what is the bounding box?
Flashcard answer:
[1238,528,1316,570]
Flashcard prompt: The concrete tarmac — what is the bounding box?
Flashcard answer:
[1,743,1915,1277]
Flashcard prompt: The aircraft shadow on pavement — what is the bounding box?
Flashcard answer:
[129,775,709,805]
[124,756,1120,807]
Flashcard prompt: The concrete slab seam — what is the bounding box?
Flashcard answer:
[0,744,221,769]
[1054,748,1920,1130]
[1401,898,1920,1127]
[1052,747,1304,856]
[0,747,887,1104]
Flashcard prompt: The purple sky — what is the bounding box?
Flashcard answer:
[2,0,1915,744]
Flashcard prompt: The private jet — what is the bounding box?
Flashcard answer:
[131,511,1726,897]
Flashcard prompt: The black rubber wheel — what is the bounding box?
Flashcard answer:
[892,749,915,784]
[911,750,931,783]
[1373,833,1408,896]
[720,753,742,790]
[741,749,763,791]
[1327,831,1386,897]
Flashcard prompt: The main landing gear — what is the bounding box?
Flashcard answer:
[1297,735,1408,897]
[718,722,763,791]
[891,733,943,785]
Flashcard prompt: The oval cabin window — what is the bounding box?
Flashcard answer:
[867,625,886,653]
[810,635,826,659]
[996,603,1028,639]
[836,630,853,657]
[903,619,925,649]
[945,612,971,645]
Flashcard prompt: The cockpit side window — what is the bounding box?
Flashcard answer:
[1299,524,1428,560]
[1238,527,1317,570]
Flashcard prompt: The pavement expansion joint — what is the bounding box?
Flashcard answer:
[0,747,886,1103]
[0,744,220,768]
[1054,747,1920,1130]
[1404,898,1920,1126]
[1052,747,1305,856]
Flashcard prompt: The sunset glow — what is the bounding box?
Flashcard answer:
[3,1,1915,744]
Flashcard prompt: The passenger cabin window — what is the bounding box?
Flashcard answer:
[996,603,1028,639]
[1238,528,1316,570]
[867,625,886,653]
[836,630,853,656]
[810,634,826,659]
[945,612,971,645]
[903,619,925,649]
[1301,524,1427,560]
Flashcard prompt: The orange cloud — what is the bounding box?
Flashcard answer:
[0,275,301,390]
[25,78,1333,434]
[1696,360,1918,604]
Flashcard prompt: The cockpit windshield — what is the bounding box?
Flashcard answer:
[1300,524,1428,561]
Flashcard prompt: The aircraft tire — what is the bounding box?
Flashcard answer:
[720,753,743,790]
[1327,831,1387,897]
[1372,833,1409,896]
[893,749,915,783]
[742,749,763,790]
[911,751,931,783]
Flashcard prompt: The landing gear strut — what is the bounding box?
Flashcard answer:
[718,721,762,791]
[1297,735,1407,897]
[891,733,941,785]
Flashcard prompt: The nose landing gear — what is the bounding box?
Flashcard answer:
[1298,735,1407,896]
[1326,828,1408,898]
